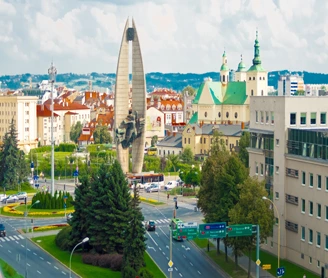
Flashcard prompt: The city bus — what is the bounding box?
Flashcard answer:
[169,218,186,241]
[126,172,164,188]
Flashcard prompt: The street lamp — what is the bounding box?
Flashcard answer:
[25,200,40,278]
[70,237,89,278]
[48,62,57,197]
[262,196,280,269]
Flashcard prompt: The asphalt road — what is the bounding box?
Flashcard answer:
[0,217,79,278]
[141,201,226,278]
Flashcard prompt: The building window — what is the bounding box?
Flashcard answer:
[275,192,279,199]
[317,232,321,247]
[275,166,279,174]
[318,204,321,218]
[318,261,321,268]
[265,112,269,123]
[309,229,313,244]
[320,112,326,125]
[276,139,279,146]
[271,111,274,124]
[256,111,258,122]
[260,163,264,176]
[255,163,258,175]
[309,201,313,215]
[302,172,306,185]
[300,112,306,125]
[234,112,238,119]
[326,177,328,191]
[309,257,312,264]
[253,77,255,80]
[218,112,221,118]
[188,138,190,144]
[260,111,264,123]
[311,112,316,125]
[204,112,207,117]
[301,199,305,213]
[261,90,264,96]
[301,226,305,241]
[226,112,229,118]
[200,138,202,144]
[290,113,296,125]
[251,89,254,96]
[184,138,186,144]
[318,175,322,189]
[204,138,206,144]
[309,173,313,187]
[325,235,328,250]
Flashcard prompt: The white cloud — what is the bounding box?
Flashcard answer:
[0,0,326,75]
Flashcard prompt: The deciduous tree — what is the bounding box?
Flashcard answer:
[180,146,194,164]
[182,85,196,97]
[238,132,250,168]
[93,126,112,144]
[70,121,82,143]
[228,177,274,277]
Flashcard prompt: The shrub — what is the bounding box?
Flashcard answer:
[122,266,137,278]
[98,254,112,268]
[109,253,123,271]
[55,226,72,251]
[82,253,100,266]
[138,268,154,278]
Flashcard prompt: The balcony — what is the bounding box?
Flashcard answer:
[285,194,298,205]
[285,220,298,233]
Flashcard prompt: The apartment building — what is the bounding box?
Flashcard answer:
[248,96,328,275]
[277,74,304,96]
[0,94,38,152]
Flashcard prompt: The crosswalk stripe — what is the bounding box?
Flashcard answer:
[164,219,170,223]
[0,238,5,242]
[159,220,165,223]
[18,235,24,239]
[13,236,19,240]
[5,237,10,241]
[9,236,14,240]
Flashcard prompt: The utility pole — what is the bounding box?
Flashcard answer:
[48,62,57,197]
[170,228,172,278]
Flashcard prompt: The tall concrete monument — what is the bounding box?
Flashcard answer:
[114,18,146,174]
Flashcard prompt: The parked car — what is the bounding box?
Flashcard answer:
[16,192,27,200]
[0,224,6,237]
[2,195,19,203]
[146,184,159,193]
[164,181,179,191]
[145,220,156,231]
[0,194,7,202]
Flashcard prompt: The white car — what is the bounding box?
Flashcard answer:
[16,192,28,200]
[2,195,19,203]
[130,183,145,189]
[146,184,159,193]
[0,194,6,202]
[164,181,179,191]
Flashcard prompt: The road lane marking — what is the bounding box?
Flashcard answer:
[179,273,183,277]
[164,219,170,223]
[8,250,11,253]
[18,235,24,239]
[198,270,201,274]
[16,241,19,244]
[0,238,4,242]
[183,255,186,258]
[9,236,14,240]
[146,232,158,246]
[27,248,30,251]
[54,266,59,270]
[190,262,193,266]
[40,257,44,260]
[47,261,51,265]
[37,270,41,274]
[21,245,24,248]
[166,257,169,260]
[159,247,162,251]
[27,263,31,267]
[162,252,165,256]
[175,267,178,271]
[33,252,37,256]
[62,271,66,275]
[13,236,19,240]
[5,237,10,241]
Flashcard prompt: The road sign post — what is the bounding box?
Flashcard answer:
[198,222,226,239]
[277,267,285,277]
[181,222,198,239]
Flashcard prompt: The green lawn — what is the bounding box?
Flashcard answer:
[14,204,73,213]
[0,257,23,278]
[250,249,320,278]
[192,238,248,278]
[1,205,74,218]
[32,235,165,278]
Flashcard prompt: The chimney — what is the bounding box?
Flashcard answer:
[173,132,176,137]
[241,122,245,129]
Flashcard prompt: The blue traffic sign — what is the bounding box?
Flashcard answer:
[73,170,79,177]
[277,267,285,277]
[33,175,39,181]
[64,203,67,208]
[30,162,34,169]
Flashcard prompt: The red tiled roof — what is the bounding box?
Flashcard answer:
[36,105,59,117]
[44,102,89,111]
[65,111,78,115]
[78,134,94,142]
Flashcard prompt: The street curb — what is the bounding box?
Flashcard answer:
[18,230,82,278]
[188,240,232,278]
[146,250,168,278]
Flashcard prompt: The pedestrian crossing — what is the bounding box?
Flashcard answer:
[142,219,171,226]
[0,235,24,242]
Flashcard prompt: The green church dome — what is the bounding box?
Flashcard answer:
[220,64,229,71]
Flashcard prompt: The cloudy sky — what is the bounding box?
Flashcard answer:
[0,0,326,75]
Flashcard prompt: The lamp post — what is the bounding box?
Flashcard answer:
[25,200,40,278]
[48,62,57,197]
[70,237,89,278]
[262,196,280,269]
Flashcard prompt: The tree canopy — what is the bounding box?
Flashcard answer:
[238,131,250,168]
[182,85,196,97]
[180,146,194,164]
[70,121,82,143]
[93,125,113,144]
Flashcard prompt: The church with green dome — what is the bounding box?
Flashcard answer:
[189,31,268,125]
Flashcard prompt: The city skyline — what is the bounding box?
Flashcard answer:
[0,0,327,75]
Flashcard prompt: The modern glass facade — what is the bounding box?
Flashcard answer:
[287,129,328,160]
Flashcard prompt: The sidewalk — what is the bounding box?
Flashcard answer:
[143,191,274,278]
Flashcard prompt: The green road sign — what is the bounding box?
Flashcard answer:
[181,222,198,239]
[198,222,226,239]
[227,224,253,237]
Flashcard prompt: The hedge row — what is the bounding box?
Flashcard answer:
[82,253,123,271]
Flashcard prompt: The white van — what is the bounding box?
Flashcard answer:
[164,181,179,191]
